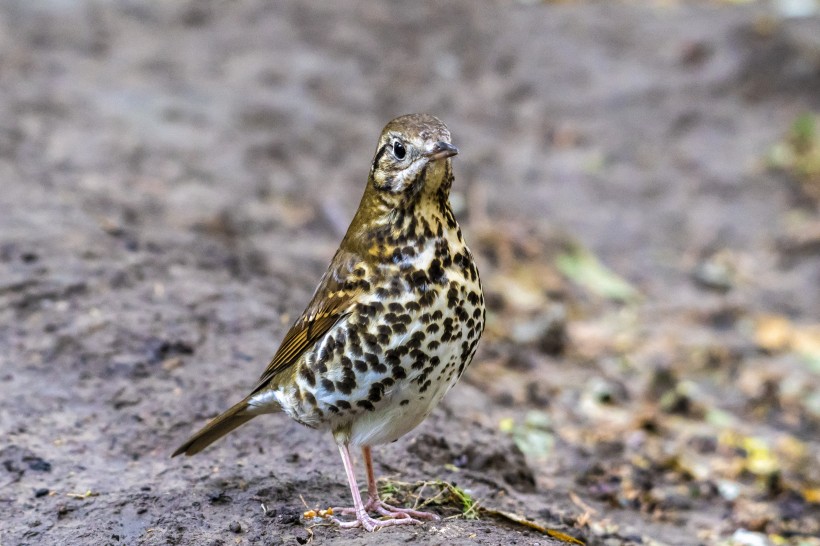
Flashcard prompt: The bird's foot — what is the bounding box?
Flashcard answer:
[364,498,440,521]
[331,499,438,521]
[329,499,437,531]
[331,510,423,532]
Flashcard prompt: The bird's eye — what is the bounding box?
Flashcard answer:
[392,141,406,160]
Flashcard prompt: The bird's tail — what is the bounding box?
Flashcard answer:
[172,398,262,457]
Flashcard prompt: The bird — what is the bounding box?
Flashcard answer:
[172,113,485,531]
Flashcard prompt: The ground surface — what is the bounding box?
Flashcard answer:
[1,1,819,545]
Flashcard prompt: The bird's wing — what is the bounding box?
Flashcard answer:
[250,249,365,394]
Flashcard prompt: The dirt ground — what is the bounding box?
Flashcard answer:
[2,1,820,545]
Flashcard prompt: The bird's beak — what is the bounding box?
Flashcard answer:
[425,141,458,161]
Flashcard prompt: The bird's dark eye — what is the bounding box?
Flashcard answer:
[392,141,406,160]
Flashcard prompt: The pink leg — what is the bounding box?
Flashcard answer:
[362,446,440,521]
[332,444,426,531]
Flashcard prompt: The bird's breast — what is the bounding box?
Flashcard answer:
[274,230,485,444]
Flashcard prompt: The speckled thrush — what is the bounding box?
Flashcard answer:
[172,113,485,531]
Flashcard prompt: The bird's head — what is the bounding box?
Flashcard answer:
[368,113,457,202]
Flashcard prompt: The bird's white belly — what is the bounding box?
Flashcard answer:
[346,343,460,446]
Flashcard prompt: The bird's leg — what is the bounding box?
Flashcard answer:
[361,446,440,521]
[332,444,424,531]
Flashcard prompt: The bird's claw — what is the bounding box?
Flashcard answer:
[329,499,437,531]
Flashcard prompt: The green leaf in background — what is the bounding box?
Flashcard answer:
[555,244,640,302]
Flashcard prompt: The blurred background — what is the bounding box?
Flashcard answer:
[1,1,819,545]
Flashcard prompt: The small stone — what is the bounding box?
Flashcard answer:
[34,488,49,498]
[228,521,241,533]
[25,456,52,472]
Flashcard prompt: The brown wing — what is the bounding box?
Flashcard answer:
[250,249,365,394]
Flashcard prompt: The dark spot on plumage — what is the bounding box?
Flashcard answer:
[422,366,436,383]
[387,278,403,295]
[350,341,363,357]
[299,366,316,387]
[384,312,398,324]
[426,323,440,334]
[428,340,440,351]
[336,376,356,396]
[376,287,389,299]
[328,404,340,414]
[391,248,403,264]
[467,291,480,305]
[363,332,378,347]
[340,356,353,369]
[420,312,432,324]
[421,218,433,238]
[358,279,371,291]
[318,343,330,364]
[408,269,428,289]
[406,301,421,313]
[432,310,443,321]
[305,391,318,407]
[472,308,482,319]
[368,382,385,403]
[419,379,432,393]
[336,399,351,410]
[385,351,401,367]
[372,359,387,374]
[357,400,375,411]
[428,259,446,284]
[388,302,404,313]
[377,332,390,344]
[354,359,368,373]
[400,399,410,406]
[467,318,475,330]
[441,331,452,343]
[382,377,395,387]
[431,356,440,366]
[316,362,328,374]
[391,323,407,335]
[322,378,336,392]
[397,313,411,325]
[419,291,436,307]
[447,287,459,307]
[411,358,425,370]
[354,266,366,277]
[392,366,407,380]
